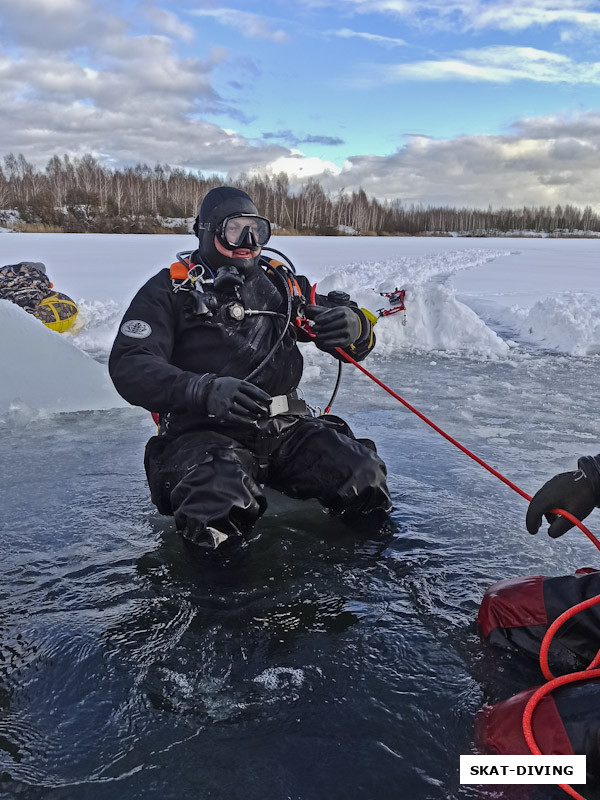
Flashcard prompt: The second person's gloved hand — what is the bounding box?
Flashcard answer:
[306,304,360,349]
[526,468,598,538]
[186,374,271,425]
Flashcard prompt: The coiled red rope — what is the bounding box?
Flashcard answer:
[335,347,600,800]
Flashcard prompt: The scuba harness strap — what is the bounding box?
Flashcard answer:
[169,252,212,292]
[152,251,306,431]
[266,258,302,297]
[152,247,375,429]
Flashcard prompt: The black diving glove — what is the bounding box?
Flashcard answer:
[185,374,271,425]
[306,304,361,349]
[525,456,600,538]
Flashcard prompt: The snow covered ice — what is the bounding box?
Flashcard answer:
[2,234,600,397]
[1,232,600,800]
[0,298,124,413]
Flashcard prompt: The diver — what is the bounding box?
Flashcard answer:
[0,260,78,332]
[0,261,53,313]
[109,186,392,549]
[476,456,600,772]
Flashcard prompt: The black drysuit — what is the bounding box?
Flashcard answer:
[109,255,391,544]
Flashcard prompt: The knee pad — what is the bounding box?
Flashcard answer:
[330,444,392,514]
[171,448,266,539]
[479,572,600,664]
[475,685,573,756]
[478,575,548,658]
[475,683,600,780]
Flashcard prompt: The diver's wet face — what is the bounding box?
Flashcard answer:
[213,235,261,261]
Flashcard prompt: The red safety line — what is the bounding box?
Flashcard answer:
[522,670,600,800]
[332,346,600,800]
[334,347,600,547]
[540,595,600,682]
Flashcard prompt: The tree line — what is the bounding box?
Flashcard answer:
[1,152,599,236]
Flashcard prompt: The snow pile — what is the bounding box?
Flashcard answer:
[158,216,194,231]
[65,298,125,361]
[512,293,600,355]
[313,249,511,358]
[0,300,126,414]
[52,248,514,364]
[373,282,509,357]
[0,209,21,229]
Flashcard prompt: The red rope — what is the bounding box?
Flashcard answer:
[335,347,600,547]
[333,346,600,800]
[522,670,600,800]
[539,595,600,682]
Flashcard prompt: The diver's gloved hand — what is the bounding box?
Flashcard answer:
[186,374,271,424]
[525,458,600,538]
[305,304,361,349]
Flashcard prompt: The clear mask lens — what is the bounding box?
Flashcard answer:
[221,215,271,248]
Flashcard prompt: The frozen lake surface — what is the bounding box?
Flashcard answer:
[1,233,599,799]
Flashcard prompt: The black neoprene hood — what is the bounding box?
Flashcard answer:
[194,187,259,235]
[194,186,263,275]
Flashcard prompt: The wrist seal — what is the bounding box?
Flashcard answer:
[184,373,217,413]
[577,454,600,506]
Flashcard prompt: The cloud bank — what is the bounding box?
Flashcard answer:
[366,46,600,85]
[0,0,599,209]
[305,0,600,34]
[321,112,600,208]
[0,0,290,173]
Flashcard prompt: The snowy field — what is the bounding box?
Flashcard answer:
[2,233,600,412]
[1,232,599,800]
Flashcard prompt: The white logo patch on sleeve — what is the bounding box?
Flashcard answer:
[121,319,152,338]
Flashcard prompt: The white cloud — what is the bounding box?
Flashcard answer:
[145,8,195,42]
[0,38,230,117]
[469,2,600,33]
[364,46,600,85]
[190,8,289,42]
[0,0,292,173]
[311,112,600,209]
[0,93,290,173]
[0,0,128,51]
[257,150,343,179]
[334,27,406,46]
[325,1,414,11]
[301,0,600,34]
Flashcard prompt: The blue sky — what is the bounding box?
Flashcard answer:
[1,0,600,207]
[195,2,599,157]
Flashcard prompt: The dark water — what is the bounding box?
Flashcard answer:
[1,353,599,800]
